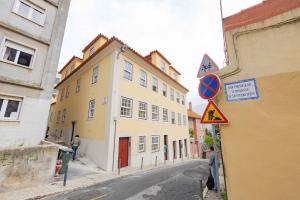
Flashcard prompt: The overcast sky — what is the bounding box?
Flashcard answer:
[58,0,262,110]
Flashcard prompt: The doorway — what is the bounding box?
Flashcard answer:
[118,137,129,168]
[173,141,177,159]
[179,140,182,158]
[164,135,168,160]
[184,139,188,157]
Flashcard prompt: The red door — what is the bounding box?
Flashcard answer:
[118,137,129,168]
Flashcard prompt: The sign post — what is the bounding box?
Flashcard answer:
[197,57,227,199]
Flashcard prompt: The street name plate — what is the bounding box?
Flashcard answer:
[224,78,259,102]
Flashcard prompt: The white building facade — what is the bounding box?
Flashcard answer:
[0,0,70,147]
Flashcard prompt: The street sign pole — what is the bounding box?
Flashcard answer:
[212,124,221,199]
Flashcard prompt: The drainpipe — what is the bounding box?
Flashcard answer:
[112,119,117,171]
[112,44,128,171]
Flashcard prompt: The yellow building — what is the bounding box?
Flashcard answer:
[217,1,300,199]
[48,34,190,171]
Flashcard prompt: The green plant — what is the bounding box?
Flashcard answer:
[221,191,227,200]
[189,128,194,138]
[204,134,221,148]
[204,135,213,146]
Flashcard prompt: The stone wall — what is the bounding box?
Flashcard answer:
[0,141,58,192]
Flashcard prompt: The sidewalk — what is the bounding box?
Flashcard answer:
[0,158,200,200]
[204,163,226,200]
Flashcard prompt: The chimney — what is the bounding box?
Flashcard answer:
[189,102,192,111]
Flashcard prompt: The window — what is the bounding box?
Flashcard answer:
[181,95,185,105]
[66,68,70,76]
[170,88,174,101]
[140,70,147,87]
[65,86,70,98]
[60,88,64,101]
[152,135,160,152]
[160,61,166,72]
[138,136,146,152]
[61,109,66,123]
[178,113,182,125]
[183,115,187,126]
[0,96,22,120]
[1,39,35,68]
[13,0,46,25]
[173,72,178,81]
[88,99,95,119]
[76,79,80,93]
[120,97,132,117]
[162,83,167,97]
[152,77,158,92]
[56,110,61,124]
[163,108,168,122]
[152,105,159,121]
[176,92,180,103]
[123,61,133,80]
[92,65,99,84]
[89,46,95,55]
[138,101,147,120]
[171,112,176,124]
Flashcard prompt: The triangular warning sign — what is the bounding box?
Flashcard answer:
[197,54,219,78]
[201,100,228,124]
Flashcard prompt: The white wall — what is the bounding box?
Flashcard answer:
[0,96,50,147]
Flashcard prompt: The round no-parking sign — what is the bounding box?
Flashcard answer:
[198,74,220,100]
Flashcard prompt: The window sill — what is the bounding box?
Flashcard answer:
[0,119,20,122]
[0,60,33,70]
[152,150,160,153]
[12,11,45,27]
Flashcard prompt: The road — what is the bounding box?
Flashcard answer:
[42,160,209,200]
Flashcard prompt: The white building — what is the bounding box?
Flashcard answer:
[0,0,71,147]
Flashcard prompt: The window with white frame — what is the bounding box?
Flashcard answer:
[12,0,46,25]
[152,77,158,92]
[160,61,166,72]
[123,61,133,80]
[151,135,160,152]
[163,108,168,122]
[178,113,182,125]
[60,88,64,101]
[138,136,146,152]
[76,79,80,93]
[65,86,70,98]
[92,65,99,84]
[66,68,70,76]
[56,110,61,124]
[88,99,95,119]
[173,72,178,81]
[61,109,66,123]
[120,97,132,117]
[140,69,147,87]
[0,96,22,120]
[171,112,176,124]
[1,39,35,68]
[183,115,187,126]
[176,92,180,103]
[89,46,95,55]
[181,95,185,105]
[162,83,167,97]
[138,101,147,120]
[170,88,174,101]
[152,105,159,121]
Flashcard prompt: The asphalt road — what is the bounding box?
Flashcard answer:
[42,160,209,200]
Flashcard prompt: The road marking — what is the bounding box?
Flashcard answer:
[89,193,107,200]
[125,185,162,200]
